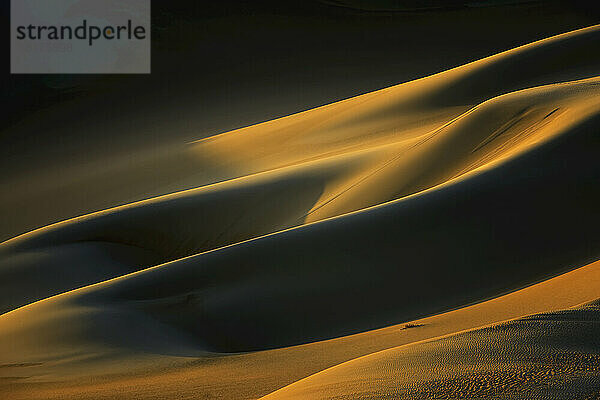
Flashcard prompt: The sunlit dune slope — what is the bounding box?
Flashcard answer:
[261,299,600,400]
[190,24,600,177]
[1,26,600,317]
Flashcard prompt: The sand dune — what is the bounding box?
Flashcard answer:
[2,78,599,339]
[261,298,600,399]
[2,25,599,317]
[1,259,599,399]
[1,24,600,399]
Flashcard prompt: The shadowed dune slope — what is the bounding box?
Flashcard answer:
[1,26,600,317]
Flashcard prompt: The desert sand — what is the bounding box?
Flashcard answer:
[1,24,600,399]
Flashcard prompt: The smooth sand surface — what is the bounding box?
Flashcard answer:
[1,25,600,399]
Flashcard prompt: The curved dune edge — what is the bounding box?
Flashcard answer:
[2,259,599,400]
